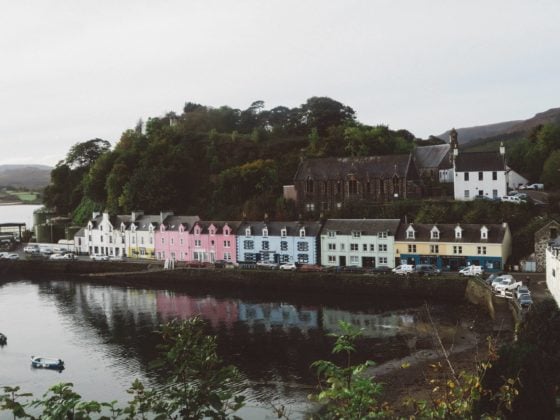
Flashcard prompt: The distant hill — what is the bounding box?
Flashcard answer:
[435,107,560,149]
[0,165,52,189]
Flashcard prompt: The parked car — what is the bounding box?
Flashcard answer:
[518,293,533,308]
[392,264,415,275]
[109,255,123,261]
[524,183,544,190]
[5,254,19,260]
[214,260,237,269]
[367,266,392,274]
[491,274,513,289]
[49,253,66,260]
[494,278,522,293]
[515,285,531,300]
[501,195,523,204]
[414,264,441,276]
[459,265,484,276]
[90,255,109,261]
[23,245,40,254]
[0,252,8,259]
[279,262,298,271]
[256,261,279,270]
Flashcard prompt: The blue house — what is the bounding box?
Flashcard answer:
[236,220,322,264]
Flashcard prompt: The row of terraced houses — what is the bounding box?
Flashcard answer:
[74,211,512,272]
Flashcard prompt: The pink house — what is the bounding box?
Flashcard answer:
[189,221,241,263]
[155,215,200,261]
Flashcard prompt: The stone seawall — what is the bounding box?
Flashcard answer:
[0,260,471,302]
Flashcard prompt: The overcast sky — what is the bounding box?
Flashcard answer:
[1,1,559,166]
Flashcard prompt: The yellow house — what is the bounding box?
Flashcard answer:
[394,222,511,272]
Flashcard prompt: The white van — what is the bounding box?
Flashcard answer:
[459,265,483,276]
[392,264,415,275]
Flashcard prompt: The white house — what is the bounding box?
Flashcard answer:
[546,238,560,308]
[453,143,508,201]
[320,219,400,268]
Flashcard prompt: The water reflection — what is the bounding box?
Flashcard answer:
[0,279,468,419]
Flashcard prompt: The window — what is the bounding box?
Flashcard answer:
[349,255,359,265]
[140,237,144,245]
[300,228,306,238]
[194,239,201,247]
[245,228,251,237]
[180,238,184,245]
[370,244,375,251]
[243,240,254,250]
[478,190,484,197]
[88,235,92,242]
[297,254,309,264]
[328,231,336,238]
[453,246,463,254]
[478,172,483,181]
[244,253,256,262]
[481,227,488,239]
[379,244,387,252]
[378,257,387,264]
[224,252,232,261]
[455,227,462,239]
[430,245,439,253]
[340,243,345,251]
[262,228,268,237]
[349,180,358,194]
[350,243,359,251]
[297,242,309,251]
[306,178,314,193]
[161,237,165,244]
[406,229,415,239]
[492,171,497,180]
[281,241,288,251]
[363,244,367,251]
[464,190,470,198]
[109,237,113,244]
[408,244,416,253]
[121,237,125,244]
[464,172,469,181]
[305,203,315,212]
[328,255,337,263]
[100,236,103,243]
[170,238,174,245]
[281,229,287,237]
[477,246,487,255]
[280,255,290,263]
[378,231,387,239]
[431,229,439,239]
[224,240,231,248]
[328,243,336,251]
[262,241,269,250]
[492,189,498,198]
[352,231,361,238]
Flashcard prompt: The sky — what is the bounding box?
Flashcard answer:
[1,1,559,166]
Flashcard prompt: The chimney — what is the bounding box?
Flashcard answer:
[160,211,174,224]
[131,210,144,222]
[499,141,505,157]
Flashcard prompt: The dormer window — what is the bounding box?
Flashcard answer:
[481,226,488,240]
[245,227,251,237]
[121,225,125,233]
[455,225,463,239]
[131,224,136,232]
[281,228,287,238]
[352,231,361,238]
[149,225,154,233]
[224,227,230,236]
[430,226,440,240]
[179,225,184,233]
[300,228,306,238]
[406,226,415,239]
[262,228,268,237]
[209,228,215,236]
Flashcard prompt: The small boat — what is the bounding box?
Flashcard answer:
[31,356,64,370]
[0,333,6,345]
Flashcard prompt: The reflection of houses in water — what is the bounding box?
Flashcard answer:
[237,303,318,332]
[323,309,417,338]
[73,284,158,328]
[156,291,238,329]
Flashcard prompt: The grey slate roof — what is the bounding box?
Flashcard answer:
[162,215,201,231]
[190,220,241,234]
[322,219,401,236]
[395,223,508,244]
[293,154,416,180]
[236,221,324,237]
[413,144,450,169]
[455,152,505,172]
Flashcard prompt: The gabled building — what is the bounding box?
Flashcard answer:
[86,212,131,257]
[236,220,322,264]
[535,219,560,272]
[293,155,420,213]
[453,144,508,201]
[320,219,400,268]
[413,143,451,183]
[395,222,511,271]
[188,221,240,263]
[154,215,201,261]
